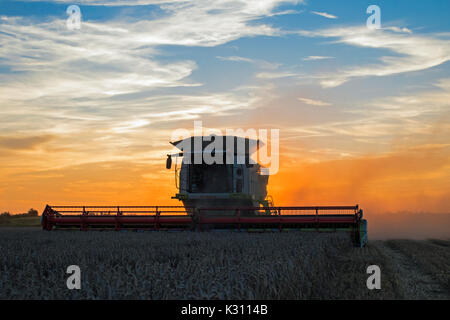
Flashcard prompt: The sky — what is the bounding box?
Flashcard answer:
[0,0,449,228]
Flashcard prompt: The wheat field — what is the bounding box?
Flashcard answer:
[0,228,448,299]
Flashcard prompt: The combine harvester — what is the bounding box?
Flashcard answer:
[41,136,368,247]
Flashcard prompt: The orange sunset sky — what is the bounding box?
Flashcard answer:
[0,1,449,238]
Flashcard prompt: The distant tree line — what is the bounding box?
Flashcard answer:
[0,208,39,218]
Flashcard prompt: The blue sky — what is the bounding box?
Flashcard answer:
[1,1,449,150]
[0,1,449,211]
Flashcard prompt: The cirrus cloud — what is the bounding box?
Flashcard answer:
[311,11,337,19]
[297,26,450,87]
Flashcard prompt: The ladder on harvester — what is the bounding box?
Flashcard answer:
[260,195,277,215]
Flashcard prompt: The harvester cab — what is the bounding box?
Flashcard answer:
[168,135,272,213]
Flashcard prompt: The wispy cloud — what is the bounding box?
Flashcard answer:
[298,97,331,106]
[0,135,55,150]
[303,56,334,61]
[298,26,450,87]
[256,71,298,79]
[0,1,301,107]
[311,11,337,19]
[216,56,280,69]
[384,26,413,34]
[20,0,186,6]
[0,1,302,170]
[289,78,450,144]
[217,56,254,63]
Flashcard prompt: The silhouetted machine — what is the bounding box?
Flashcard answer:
[41,135,368,247]
[167,136,271,213]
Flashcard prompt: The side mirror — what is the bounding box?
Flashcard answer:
[166,155,172,169]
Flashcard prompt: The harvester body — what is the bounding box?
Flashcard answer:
[170,136,270,213]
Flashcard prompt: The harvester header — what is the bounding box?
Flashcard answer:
[41,204,368,247]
